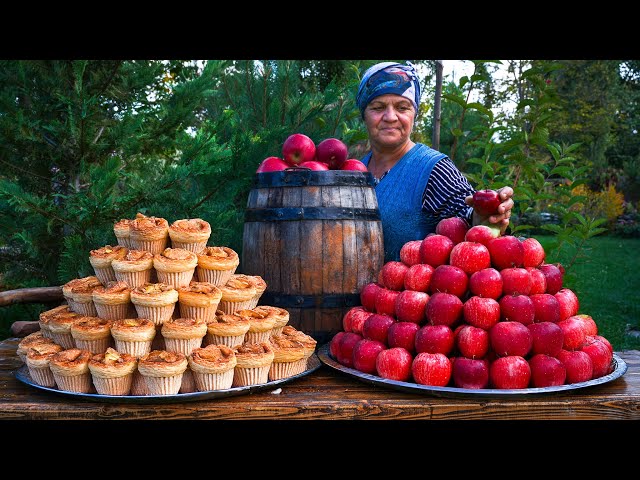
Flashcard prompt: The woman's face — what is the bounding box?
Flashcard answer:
[363,94,415,150]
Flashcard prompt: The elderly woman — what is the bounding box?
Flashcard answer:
[356,61,514,262]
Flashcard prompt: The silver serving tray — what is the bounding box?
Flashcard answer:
[317,343,627,399]
[15,353,321,404]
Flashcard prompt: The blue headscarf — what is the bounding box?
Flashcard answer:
[356,61,421,118]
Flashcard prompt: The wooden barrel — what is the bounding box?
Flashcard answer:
[241,168,384,345]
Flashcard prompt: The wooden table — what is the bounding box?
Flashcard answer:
[1,337,639,421]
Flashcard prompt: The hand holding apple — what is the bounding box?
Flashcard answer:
[466,186,514,234]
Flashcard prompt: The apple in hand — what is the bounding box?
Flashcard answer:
[415,324,455,356]
[489,356,531,389]
[465,224,501,246]
[256,156,289,173]
[404,264,434,292]
[451,356,489,389]
[412,352,452,387]
[499,294,535,325]
[352,338,386,374]
[435,217,469,245]
[282,133,316,166]
[387,321,420,354]
[469,267,503,299]
[528,321,564,357]
[528,354,566,387]
[315,138,348,169]
[376,347,413,381]
[472,189,501,216]
[557,349,593,384]
[298,160,329,171]
[341,158,369,171]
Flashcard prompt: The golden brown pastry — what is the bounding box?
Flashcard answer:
[168,218,211,254]
[49,348,93,393]
[63,276,103,315]
[177,281,222,324]
[204,310,251,348]
[217,276,257,314]
[281,325,317,374]
[70,316,114,354]
[137,349,188,395]
[16,331,56,363]
[110,318,156,358]
[128,215,169,254]
[252,305,290,336]
[231,274,267,309]
[47,309,83,350]
[161,317,207,356]
[153,247,198,289]
[89,245,128,285]
[130,282,179,327]
[188,344,237,391]
[268,334,306,381]
[25,342,64,387]
[39,305,75,340]
[232,341,275,387]
[88,347,137,396]
[234,308,277,344]
[111,249,155,288]
[92,280,135,320]
[113,218,135,248]
[195,246,239,286]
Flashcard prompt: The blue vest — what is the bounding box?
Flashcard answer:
[362,143,447,262]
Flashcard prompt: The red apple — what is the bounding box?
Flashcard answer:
[360,282,382,312]
[499,294,535,325]
[400,240,423,267]
[530,293,561,323]
[455,324,490,359]
[490,321,533,357]
[463,296,501,330]
[298,160,329,171]
[593,334,612,354]
[380,261,409,291]
[374,287,401,317]
[528,321,564,357]
[420,234,454,267]
[394,290,429,324]
[415,324,455,356]
[412,352,452,387]
[569,314,598,337]
[451,356,489,389]
[343,306,374,335]
[425,292,464,327]
[464,224,501,246]
[362,313,395,345]
[487,235,524,270]
[352,338,386,374]
[558,317,587,351]
[522,237,546,267]
[528,354,566,387]
[469,267,503,299]
[489,356,531,389]
[526,267,547,294]
[336,332,362,368]
[282,133,316,166]
[581,337,613,379]
[387,321,420,354]
[404,263,434,292]
[341,158,369,172]
[472,189,501,216]
[557,349,593,384]
[329,331,345,359]
[500,267,532,296]
[375,347,413,381]
[538,263,563,294]
[256,156,289,173]
[449,241,491,275]
[315,137,348,170]
[435,217,469,245]
[554,288,579,321]
[429,264,469,298]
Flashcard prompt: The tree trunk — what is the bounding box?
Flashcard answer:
[432,60,444,150]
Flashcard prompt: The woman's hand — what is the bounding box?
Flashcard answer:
[465,186,514,233]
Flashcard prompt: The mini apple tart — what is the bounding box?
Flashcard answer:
[38,305,77,340]
[234,308,276,344]
[281,325,317,374]
[204,310,251,348]
[161,317,207,357]
[16,331,57,363]
[137,349,188,396]
[89,244,128,285]
[130,282,179,328]
[230,274,267,309]
[110,318,156,358]
[62,275,103,316]
[128,215,169,254]
[92,280,135,320]
[25,342,64,388]
[168,218,211,254]
[111,249,154,288]
[188,344,237,391]
[217,276,256,314]
[268,334,306,381]
[153,247,198,289]
[196,246,239,286]
[177,281,222,324]
[232,341,275,387]
[252,305,289,336]
[70,316,114,354]
[88,347,137,396]
[49,348,93,393]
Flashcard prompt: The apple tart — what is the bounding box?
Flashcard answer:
[137,349,188,396]
[49,348,93,393]
[48,310,84,350]
[17,331,57,363]
[153,247,198,289]
[268,334,306,381]
[92,280,135,320]
[252,305,290,336]
[232,341,275,387]
[161,317,207,357]
[168,218,211,254]
[25,342,64,388]
[89,244,128,285]
[217,276,257,314]
[113,218,135,249]
[234,308,277,344]
[62,276,103,316]
[39,305,82,345]
[280,325,317,374]
[88,347,137,396]
[130,282,179,328]
[204,310,251,348]
[196,246,239,286]
[111,249,154,288]
[110,318,156,358]
[188,344,237,391]
[70,316,114,354]
[230,274,267,309]
[177,281,222,324]
[128,215,169,254]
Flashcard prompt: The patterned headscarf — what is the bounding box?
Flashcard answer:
[356,61,421,118]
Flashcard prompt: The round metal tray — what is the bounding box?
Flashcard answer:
[317,343,627,399]
[15,353,321,404]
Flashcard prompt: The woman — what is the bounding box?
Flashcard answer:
[356,61,514,262]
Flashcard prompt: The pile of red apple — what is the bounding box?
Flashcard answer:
[330,201,616,390]
[256,133,368,173]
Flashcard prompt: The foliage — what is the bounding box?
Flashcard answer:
[570,183,625,225]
